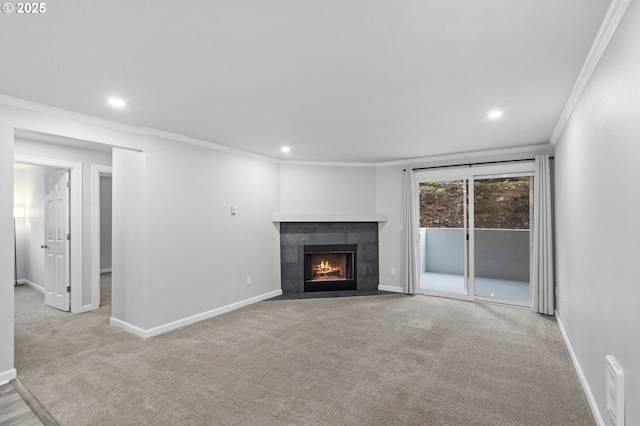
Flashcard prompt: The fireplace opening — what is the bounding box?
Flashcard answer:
[304,244,357,292]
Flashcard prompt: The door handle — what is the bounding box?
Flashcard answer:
[40,244,48,249]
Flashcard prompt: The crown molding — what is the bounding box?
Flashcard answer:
[0,94,144,135]
[0,94,554,168]
[141,127,281,164]
[0,93,282,162]
[279,159,376,168]
[550,0,633,145]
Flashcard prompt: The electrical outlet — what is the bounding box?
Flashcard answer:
[231,205,237,215]
[246,276,252,286]
[390,267,396,275]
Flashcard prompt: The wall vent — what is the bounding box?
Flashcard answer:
[605,355,624,426]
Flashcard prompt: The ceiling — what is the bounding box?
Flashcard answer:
[0,1,612,163]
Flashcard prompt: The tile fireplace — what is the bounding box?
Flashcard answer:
[279,222,378,294]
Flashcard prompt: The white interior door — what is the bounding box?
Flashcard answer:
[43,169,70,311]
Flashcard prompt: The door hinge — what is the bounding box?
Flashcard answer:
[67,233,70,240]
[66,286,71,293]
[66,181,70,188]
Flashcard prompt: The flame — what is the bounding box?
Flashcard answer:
[313,259,342,277]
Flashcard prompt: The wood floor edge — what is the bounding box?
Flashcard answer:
[12,377,59,426]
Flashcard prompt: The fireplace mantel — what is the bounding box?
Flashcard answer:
[272,213,388,223]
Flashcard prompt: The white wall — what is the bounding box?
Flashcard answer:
[554,1,640,424]
[14,139,112,306]
[0,124,15,384]
[376,165,404,290]
[99,176,112,271]
[111,147,147,327]
[280,164,376,214]
[17,165,56,288]
[141,135,281,329]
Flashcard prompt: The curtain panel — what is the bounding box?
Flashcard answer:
[402,169,420,295]
[532,154,555,315]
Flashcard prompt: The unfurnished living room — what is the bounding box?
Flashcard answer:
[0,1,639,425]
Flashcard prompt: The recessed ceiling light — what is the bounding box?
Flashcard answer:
[488,110,503,119]
[281,146,291,153]
[108,97,126,108]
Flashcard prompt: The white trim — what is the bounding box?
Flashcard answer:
[14,154,83,314]
[0,368,17,386]
[272,213,388,223]
[109,317,148,338]
[378,285,405,293]
[556,313,605,426]
[100,268,112,273]
[143,127,280,164]
[550,0,633,145]
[21,279,44,293]
[110,289,283,338]
[2,94,558,167]
[1,94,144,134]
[282,159,376,168]
[91,164,112,312]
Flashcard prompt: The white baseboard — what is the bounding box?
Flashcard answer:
[21,279,44,293]
[111,289,283,339]
[109,317,148,338]
[0,368,17,386]
[556,313,605,426]
[81,303,97,312]
[100,268,112,273]
[378,285,405,293]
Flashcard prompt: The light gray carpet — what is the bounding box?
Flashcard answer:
[14,278,594,425]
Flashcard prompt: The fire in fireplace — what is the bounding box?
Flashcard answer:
[304,244,357,292]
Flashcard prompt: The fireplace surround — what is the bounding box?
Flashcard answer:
[279,222,379,294]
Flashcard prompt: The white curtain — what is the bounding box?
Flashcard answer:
[402,169,420,295]
[532,154,555,315]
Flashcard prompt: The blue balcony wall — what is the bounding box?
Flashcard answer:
[420,228,530,282]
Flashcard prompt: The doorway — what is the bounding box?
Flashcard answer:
[14,155,82,312]
[91,166,113,310]
[416,162,534,307]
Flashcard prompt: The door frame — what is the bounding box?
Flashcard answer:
[14,154,83,313]
[415,161,535,306]
[415,173,472,302]
[90,164,112,309]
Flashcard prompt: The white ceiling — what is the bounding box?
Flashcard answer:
[0,1,612,163]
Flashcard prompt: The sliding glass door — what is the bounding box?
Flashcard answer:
[471,176,531,306]
[418,179,467,295]
[416,163,533,307]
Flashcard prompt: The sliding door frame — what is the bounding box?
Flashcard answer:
[415,161,535,306]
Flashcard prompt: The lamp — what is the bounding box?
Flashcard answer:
[13,205,24,286]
